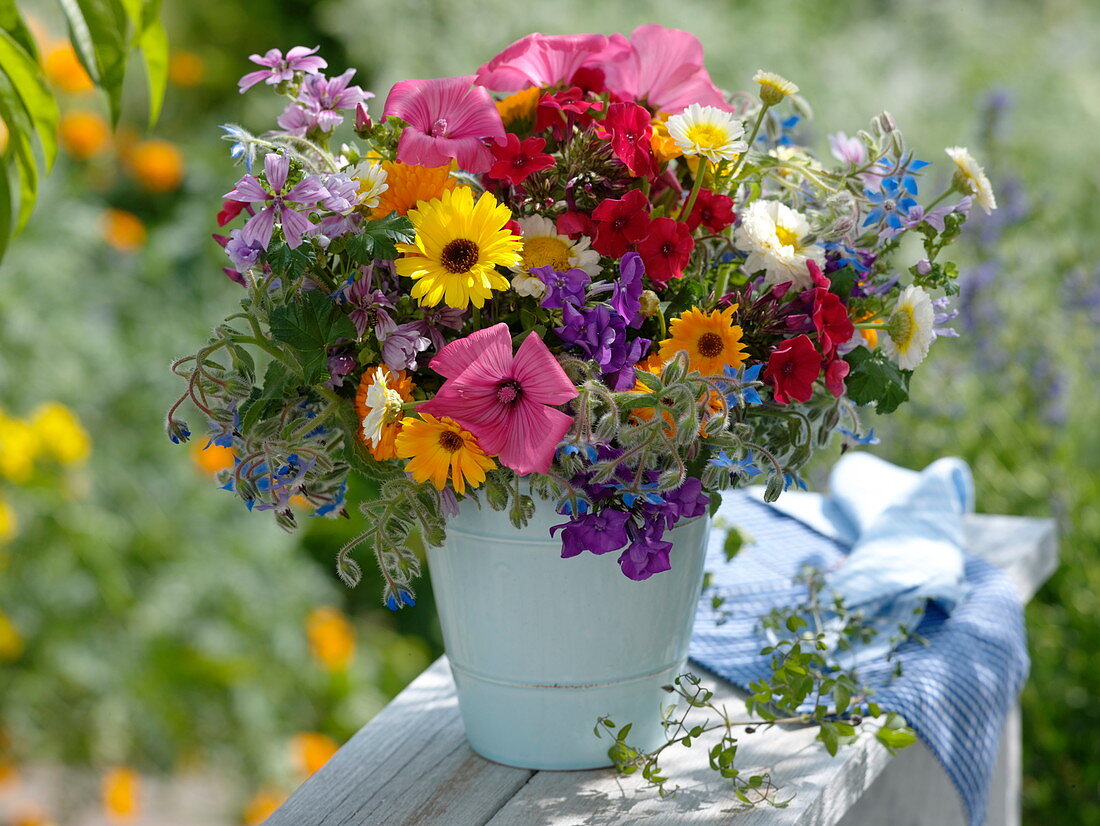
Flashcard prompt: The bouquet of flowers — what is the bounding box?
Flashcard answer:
[168,27,992,610]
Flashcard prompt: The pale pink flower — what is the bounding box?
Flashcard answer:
[418,324,577,475]
[476,32,610,91]
[382,75,505,173]
[592,25,731,114]
[238,46,327,93]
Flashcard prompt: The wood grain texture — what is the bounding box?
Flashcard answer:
[267,514,1056,826]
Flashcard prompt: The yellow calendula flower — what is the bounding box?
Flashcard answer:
[306,606,355,671]
[291,732,340,777]
[754,70,799,106]
[650,116,682,165]
[395,414,496,496]
[659,305,748,376]
[396,187,521,309]
[101,766,139,823]
[31,403,90,464]
[190,441,235,476]
[43,42,94,93]
[0,411,38,482]
[495,86,541,125]
[370,159,455,219]
[0,498,16,545]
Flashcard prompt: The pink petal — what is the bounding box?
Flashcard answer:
[238,70,273,93]
[394,128,451,168]
[241,207,276,249]
[224,174,268,203]
[511,333,578,406]
[248,49,283,69]
[418,381,510,454]
[476,32,609,91]
[286,175,327,205]
[498,399,574,475]
[430,323,513,380]
[449,136,495,174]
[264,153,289,193]
[279,207,313,249]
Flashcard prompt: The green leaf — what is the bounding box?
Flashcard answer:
[0,148,11,259]
[138,18,168,126]
[0,28,59,171]
[818,722,839,756]
[0,5,38,59]
[834,683,851,715]
[843,346,912,414]
[269,291,356,384]
[723,526,752,562]
[264,242,316,280]
[58,0,130,124]
[345,212,415,261]
[0,90,39,233]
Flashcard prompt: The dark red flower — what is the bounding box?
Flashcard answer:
[685,189,736,233]
[637,217,694,285]
[557,210,596,239]
[592,190,652,257]
[764,334,822,404]
[807,259,830,289]
[504,218,522,237]
[487,133,555,186]
[569,65,607,95]
[823,355,850,397]
[598,102,653,177]
[812,289,855,357]
[535,87,604,140]
[217,199,248,227]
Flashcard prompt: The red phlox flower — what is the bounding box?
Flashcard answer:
[637,217,694,285]
[598,102,654,177]
[535,87,604,140]
[685,189,736,233]
[764,334,822,404]
[217,199,248,227]
[812,289,855,357]
[823,355,850,398]
[488,133,555,185]
[557,210,596,240]
[591,189,651,257]
[807,259,830,289]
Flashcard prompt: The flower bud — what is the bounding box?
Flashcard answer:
[639,290,661,317]
[877,111,898,133]
[916,258,932,275]
[354,103,372,135]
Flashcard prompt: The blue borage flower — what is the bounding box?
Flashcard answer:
[219,124,259,172]
[313,480,348,518]
[756,114,801,147]
[783,472,808,491]
[384,586,416,611]
[864,178,919,231]
[723,363,763,407]
[709,450,763,477]
[559,443,599,462]
[602,480,664,507]
[838,427,880,445]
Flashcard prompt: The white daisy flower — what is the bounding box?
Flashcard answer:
[513,215,600,276]
[881,285,936,370]
[733,200,825,289]
[666,104,747,164]
[753,70,799,106]
[945,147,996,214]
[511,272,547,299]
[348,160,389,211]
[361,367,403,448]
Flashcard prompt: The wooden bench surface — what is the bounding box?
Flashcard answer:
[267,514,1057,826]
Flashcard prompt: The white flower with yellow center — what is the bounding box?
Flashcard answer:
[666,104,747,165]
[945,146,996,215]
[768,145,823,180]
[753,70,799,105]
[882,285,935,370]
[361,367,404,448]
[348,160,389,211]
[733,200,825,289]
[513,215,600,277]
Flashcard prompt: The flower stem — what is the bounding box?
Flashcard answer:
[729,103,771,182]
[679,159,709,223]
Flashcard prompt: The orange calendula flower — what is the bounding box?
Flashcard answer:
[243,787,286,825]
[395,414,496,495]
[43,43,94,93]
[128,140,185,192]
[59,111,110,160]
[168,51,205,87]
[853,309,879,348]
[658,305,747,376]
[495,86,541,125]
[650,116,683,165]
[370,159,455,218]
[306,606,355,671]
[102,766,139,823]
[102,209,148,253]
[354,366,414,461]
[190,441,234,476]
[292,732,340,777]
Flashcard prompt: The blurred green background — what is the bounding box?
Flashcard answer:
[1,0,1097,822]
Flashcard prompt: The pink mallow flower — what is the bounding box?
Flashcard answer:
[418,323,577,476]
[382,75,505,173]
[224,153,327,249]
[238,46,327,93]
[592,25,731,114]
[475,33,610,91]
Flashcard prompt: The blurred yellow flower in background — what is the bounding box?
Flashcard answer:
[0,610,23,661]
[168,50,206,87]
[127,139,185,192]
[59,111,110,160]
[31,403,90,465]
[291,732,339,777]
[101,766,140,823]
[0,411,38,483]
[0,497,16,544]
[42,42,94,93]
[191,441,235,476]
[242,787,286,825]
[102,209,148,253]
[306,606,355,671]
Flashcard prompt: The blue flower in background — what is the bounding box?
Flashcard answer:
[220,124,258,172]
[724,363,763,407]
[710,450,763,478]
[839,427,880,445]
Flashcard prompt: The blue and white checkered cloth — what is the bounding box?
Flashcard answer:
[690,461,1029,826]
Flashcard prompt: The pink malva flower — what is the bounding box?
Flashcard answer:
[224,153,327,249]
[382,75,505,173]
[593,25,730,114]
[419,324,577,475]
[476,32,610,91]
[238,46,327,93]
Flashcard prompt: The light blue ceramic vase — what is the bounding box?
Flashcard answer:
[427,494,710,770]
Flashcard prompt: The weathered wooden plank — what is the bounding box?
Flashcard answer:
[963,515,1058,601]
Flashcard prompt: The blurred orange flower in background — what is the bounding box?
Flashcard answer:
[291,732,339,777]
[59,111,110,160]
[127,139,185,192]
[168,50,206,87]
[101,766,140,823]
[306,606,355,671]
[242,787,286,825]
[42,43,93,93]
[190,441,235,476]
[102,209,148,253]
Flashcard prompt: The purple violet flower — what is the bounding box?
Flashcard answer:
[531,265,590,309]
[337,269,395,339]
[277,69,373,135]
[618,530,674,581]
[224,153,327,249]
[555,303,651,391]
[326,352,356,388]
[552,509,632,557]
[377,316,431,371]
[224,228,265,270]
[238,46,328,93]
[610,251,645,327]
[413,306,466,352]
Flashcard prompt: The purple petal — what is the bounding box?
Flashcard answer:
[264,153,289,193]
[241,207,276,249]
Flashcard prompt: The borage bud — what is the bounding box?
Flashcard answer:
[639,290,661,318]
[876,111,898,134]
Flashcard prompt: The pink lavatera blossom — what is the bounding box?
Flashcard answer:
[593,25,731,114]
[223,153,327,249]
[382,75,505,173]
[476,32,610,91]
[418,324,577,475]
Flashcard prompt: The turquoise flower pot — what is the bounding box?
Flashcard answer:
[427,495,710,770]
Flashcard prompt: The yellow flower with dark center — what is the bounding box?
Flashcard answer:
[495,86,541,125]
[370,159,455,218]
[659,305,748,376]
[396,187,521,309]
[306,606,355,671]
[395,414,496,495]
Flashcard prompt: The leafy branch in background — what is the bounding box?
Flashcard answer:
[597,567,918,805]
[0,0,167,258]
